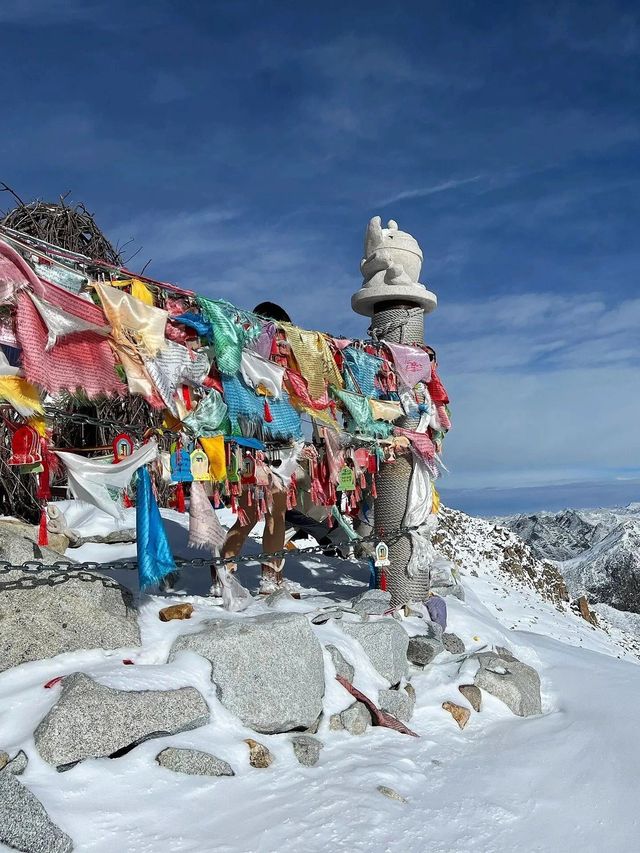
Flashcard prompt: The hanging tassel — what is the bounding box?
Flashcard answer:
[263,398,273,423]
[183,385,193,411]
[38,507,49,546]
[237,507,250,526]
[368,557,377,589]
[230,493,237,514]
[175,482,186,513]
[246,487,253,506]
[371,477,377,498]
[379,568,387,591]
[122,491,133,508]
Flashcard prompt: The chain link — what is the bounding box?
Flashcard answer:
[44,407,147,436]
[0,523,419,590]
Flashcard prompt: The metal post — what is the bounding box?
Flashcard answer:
[351,218,437,606]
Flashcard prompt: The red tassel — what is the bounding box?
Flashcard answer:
[183,385,192,410]
[122,491,133,508]
[371,478,377,498]
[263,399,273,423]
[38,508,49,546]
[379,569,387,591]
[176,482,186,513]
[230,493,237,514]
[246,488,253,506]
[237,507,250,526]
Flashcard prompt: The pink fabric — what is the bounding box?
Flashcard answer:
[16,289,126,398]
[286,369,331,410]
[394,427,436,462]
[385,341,432,388]
[0,240,44,296]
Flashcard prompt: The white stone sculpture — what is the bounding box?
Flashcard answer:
[351,216,437,317]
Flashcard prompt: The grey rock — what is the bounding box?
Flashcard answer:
[430,583,465,601]
[0,522,70,560]
[1,749,28,776]
[0,566,140,672]
[495,645,517,661]
[0,772,73,852]
[342,619,409,684]
[377,784,407,803]
[421,619,444,641]
[329,713,344,731]
[264,588,295,608]
[171,612,324,734]
[325,644,355,683]
[474,651,541,717]
[378,687,414,722]
[442,632,465,655]
[407,635,444,667]
[458,684,482,712]
[34,673,209,768]
[156,747,234,777]
[292,735,323,767]
[340,701,371,735]
[351,589,391,616]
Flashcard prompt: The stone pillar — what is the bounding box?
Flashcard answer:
[351,217,437,606]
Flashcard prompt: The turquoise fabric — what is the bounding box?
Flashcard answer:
[222,375,302,440]
[196,298,261,375]
[332,387,392,438]
[342,347,383,398]
[136,467,177,590]
[183,389,230,436]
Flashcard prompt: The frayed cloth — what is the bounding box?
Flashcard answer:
[26,291,110,351]
[188,479,226,550]
[197,298,262,375]
[282,324,343,400]
[240,349,285,398]
[183,389,229,437]
[342,346,383,397]
[222,375,302,440]
[385,341,431,389]
[96,282,168,356]
[331,387,392,438]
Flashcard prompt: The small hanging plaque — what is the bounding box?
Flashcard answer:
[190,449,211,481]
[170,448,193,483]
[113,433,134,463]
[338,465,356,492]
[374,541,390,567]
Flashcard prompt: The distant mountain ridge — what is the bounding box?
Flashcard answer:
[499,505,640,616]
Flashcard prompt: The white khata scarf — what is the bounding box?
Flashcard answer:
[55,440,158,519]
[27,290,110,351]
[240,349,285,398]
[188,479,226,551]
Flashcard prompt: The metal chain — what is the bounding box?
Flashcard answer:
[0,523,419,590]
[44,407,147,436]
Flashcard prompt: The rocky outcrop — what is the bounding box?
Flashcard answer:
[171,612,324,734]
[34,673,209,769]
[0,567,140,671]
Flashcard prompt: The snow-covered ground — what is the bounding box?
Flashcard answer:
[1,502,639,852]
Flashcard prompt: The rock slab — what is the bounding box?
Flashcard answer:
[442,632,465,654]
[0,771,73,852]
[474,651,542,717]
[35,673,209,768]
[342,619,408,684]
[407,635,444,667]
[340,701,371,735]
[0,566,140,672]
[292,735,323,767]
[156,747,234,777]
[458,684,482,712]
[351,589,391,616]
[378,687,415,722]
[171,612,324,733]
[325,644,355,683]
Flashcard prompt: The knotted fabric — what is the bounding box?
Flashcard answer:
[394,427,436,462]
[282,324,343,400]
[26,291,110,351]
[136,466,177,589]
[240,349,285,398]
[188,479,226,550]
[183,389,229,437]
[222,375,301,440]
[96,282,168,356]
[55,440,158,519]
[16,288,126,399]
[197,298,261,375]
[342,347,383,397]
[385,341,432,389]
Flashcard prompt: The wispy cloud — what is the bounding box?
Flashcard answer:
[378,175,484,207]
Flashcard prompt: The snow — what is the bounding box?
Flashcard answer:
[1,500,639,852]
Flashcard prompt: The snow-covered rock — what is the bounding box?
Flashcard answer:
[34,673,209,769]
[474,650,542,717]
[0,567,140,671]
[0,772,73,852]
[342,619,409,684]
[170,612,325,734]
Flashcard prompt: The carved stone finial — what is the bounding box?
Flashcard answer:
[351,216,437,318]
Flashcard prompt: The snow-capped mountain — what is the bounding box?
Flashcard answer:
[500,505,640,617]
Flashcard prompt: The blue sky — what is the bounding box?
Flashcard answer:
[1,0,639,515]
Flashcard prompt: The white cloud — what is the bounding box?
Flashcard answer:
[377,175,484,207]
